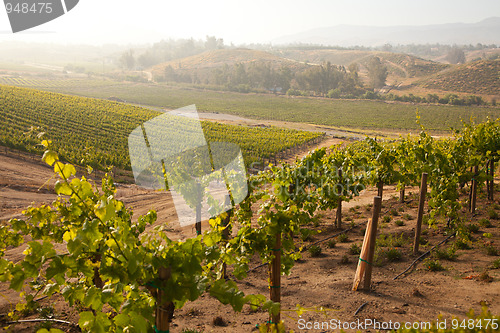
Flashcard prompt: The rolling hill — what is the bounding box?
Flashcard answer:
[416,59,500,96]
[151,48,308,79]
[276,49,449,78]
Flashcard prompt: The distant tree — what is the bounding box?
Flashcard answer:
[348,62,361,85]
[367,56,387,89]
[120,49,135,70]
[446,47,466,64]
[205,36,225,50]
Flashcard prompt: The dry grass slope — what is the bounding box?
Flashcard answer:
[417,59,500,96]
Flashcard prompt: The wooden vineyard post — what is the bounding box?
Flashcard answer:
[353,196,382,291]
[413,173,428,255]
[377,181,384,199]
[362,196,381,291]
[336,169,343,229]
[222,195,232,279]
[269,232,281,327]
[155,267,174,333]
[195,203,202,236]
[399,185,405,203]
[352,196,382,291]
[489,160,495,201]
[470,166,478,214]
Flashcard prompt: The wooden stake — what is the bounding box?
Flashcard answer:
[195,203,202,235]
[222,195,232,279]
[471,166,478,214]
[413,173,428,255]
[377,181,384,199]
[363,196,381,291]
[269,233,281,326]
[399,185,405,203]
[336,169,343,229]
[156,267,174,332]
[352,218,373,291]
[490,160,495,201]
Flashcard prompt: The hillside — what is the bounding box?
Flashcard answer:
[151,48,307,78]
[416,59,500,96]
[276,49,449,79]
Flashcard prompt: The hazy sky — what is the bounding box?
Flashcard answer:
[1,0,499,45]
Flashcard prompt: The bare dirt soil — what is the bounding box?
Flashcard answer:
[0,146,499,333]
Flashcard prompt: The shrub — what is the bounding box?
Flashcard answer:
[385,248,402,262]
[466,223,480,233]
[383,215,392,223]
[340,255,350,264]
[308,245,322,257]
[434,246,458,261]
[491,258,500,269]
[485,244,498,256]
[349,243,361,255]
[403,213,413,220]
[338,233,349,243]
[479,218,492,228]
[327,239,336,248]
[390,209,399,216]
[394,220,405,226]
[488,210,499,219]
[423,259,444,271]
[455,239,472,250]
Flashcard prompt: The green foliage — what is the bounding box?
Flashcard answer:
[327,239,336,248]
[484,244,499,256]
[467,223,481,233]
[337,233,349,243]
[394,219,405,226]
[491,258,500,269]
[434,246,458,261]
[423,259,445,271]
[385,248,402,262]
[308,245,322,257]
[0,148,265,332]
[488,210,499,219]
[377,233,407,248]
[479,218,493,228]
[0,85,321,170]
[348,243,361,255]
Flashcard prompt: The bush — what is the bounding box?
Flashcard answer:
[327,239,336,248]
[385,248,402,262]
[466,223,480,233]
[308,245,322,257]
[348,243,361,255]
[434,246,458,261]
[394,220,405,226]
[403,213,414,220]
[485,244,499,256]
[338,233,349,243]
[340,255,350,264]
[488,210,499,219]
[456,238,472,250]
[479,218,492,228]
[491,258,500,269]
[423,259,444,271]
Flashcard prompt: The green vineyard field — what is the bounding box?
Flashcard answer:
[0,84,322,170]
